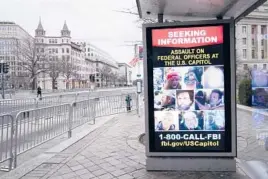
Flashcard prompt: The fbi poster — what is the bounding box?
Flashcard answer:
[145,23,234,154]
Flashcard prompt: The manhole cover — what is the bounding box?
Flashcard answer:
[139,133,146,145]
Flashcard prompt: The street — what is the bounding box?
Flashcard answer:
[0,88,135,124]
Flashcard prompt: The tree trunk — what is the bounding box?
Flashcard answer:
[31,77,37,91]
[66,78,70,89]
[52,78,56,90]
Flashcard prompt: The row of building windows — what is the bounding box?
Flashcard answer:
[243,63,267,70]
[242,38,267,46]
[241,25,267,34]
[242,49,266,59]
[36,38,70,44]
[0,26,16,32]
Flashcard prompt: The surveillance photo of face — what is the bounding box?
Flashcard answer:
[155,111,178,131]
[179,111,204,131]
[252,68,268,88]
[252,88,268,108]
[164,68,182,90]
[195,89,224,110]
[154,90,176,111]
[203,66,224,89]
[204,111,225,131]
[153,68,164,91]
[176,90,195,110]
[183,67,203,90]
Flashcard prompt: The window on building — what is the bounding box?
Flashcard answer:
[66,48,69,53]
[55,48,58,53]
[62,48,64,53]
[242,26,247,33]
[261,25,266,34]
[262,39,264,46]
[242,38,247,45]
[88,48,90,52]
[243,49,247,58]
[262,50,265,59]
[252,26,255,34]
[252,49,256,58]
[253,64,257,69]
[49,39,52,43]
[263,64,267,69]
[252,38,255,46]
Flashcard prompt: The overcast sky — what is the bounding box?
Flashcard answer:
[0,0,142,68]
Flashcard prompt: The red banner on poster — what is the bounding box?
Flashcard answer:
[152,26,223,48]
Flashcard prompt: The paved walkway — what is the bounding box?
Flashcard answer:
[10,111,250,179]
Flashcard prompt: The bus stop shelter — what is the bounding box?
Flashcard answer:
[136,0,267,22]
[137,0,268,174]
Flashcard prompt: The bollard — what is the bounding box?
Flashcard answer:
[125,94,132,112]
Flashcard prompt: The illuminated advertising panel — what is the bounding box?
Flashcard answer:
[144,21,236,156]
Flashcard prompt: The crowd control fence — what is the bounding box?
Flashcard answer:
[0,115,15,172]
[0,92,138,171]
[0,88,135,115]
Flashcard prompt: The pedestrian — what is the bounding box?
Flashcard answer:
[37,86,42,99]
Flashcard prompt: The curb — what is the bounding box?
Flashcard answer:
[237,104,268,116]
[0,115,116,179]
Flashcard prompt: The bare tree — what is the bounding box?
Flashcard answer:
[15,38,49,90]
[99,65,112,87]
[118,75,127,86]
[61,56,78,89]
[114,8,181,27]
[47,56,62,90]
[110,72,119,86]
[113,9,157,27]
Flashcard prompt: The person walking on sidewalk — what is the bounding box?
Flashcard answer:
[37,86,42,99]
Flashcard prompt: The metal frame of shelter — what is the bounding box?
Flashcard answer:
[136,0,267,23]
[137,0,267,171]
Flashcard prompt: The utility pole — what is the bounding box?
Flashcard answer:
[0,61,10,99]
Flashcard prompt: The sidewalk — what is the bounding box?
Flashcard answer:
[2,111,250,179]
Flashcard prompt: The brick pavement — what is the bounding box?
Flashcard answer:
[236,109,268,162]
[15,111,250,179]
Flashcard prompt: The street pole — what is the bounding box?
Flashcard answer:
[0,60,4,99]
[1,73,4,99]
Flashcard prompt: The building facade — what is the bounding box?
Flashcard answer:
[0,20,121,90]
[117,63,132,86]
[236,1,268,76]
[74,41,120,87]
[35,20,94,90]
[0,21,34,89]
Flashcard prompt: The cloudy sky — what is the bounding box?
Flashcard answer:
[0,0,142,73]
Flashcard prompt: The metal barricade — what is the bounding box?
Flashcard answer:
[0,115,15,172]
[68,99,96,138]
[95,93,137,117]
[0,90,139,170]
[13,104,71,168]
[0,98,36,115]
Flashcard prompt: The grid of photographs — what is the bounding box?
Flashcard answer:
[154,66,225,131]
[251,66,268,108]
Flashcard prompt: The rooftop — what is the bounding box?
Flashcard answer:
[0,21,16,25]
[136,0,267,22]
